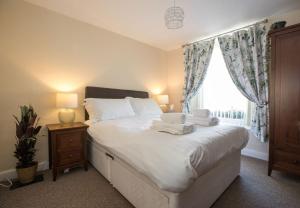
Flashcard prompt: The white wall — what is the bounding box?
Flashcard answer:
[244,8,300,159]
[166,9,300,160]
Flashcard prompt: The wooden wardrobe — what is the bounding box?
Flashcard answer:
[268,23,300,176]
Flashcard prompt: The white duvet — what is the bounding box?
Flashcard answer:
[86,115,249,193]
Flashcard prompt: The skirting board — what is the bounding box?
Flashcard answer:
[241,148,268,161]
[0,161,49,182]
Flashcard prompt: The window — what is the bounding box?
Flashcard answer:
[191,41,253,126]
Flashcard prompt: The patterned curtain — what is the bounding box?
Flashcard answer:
[218,23,269,142]
[182,39,215,113]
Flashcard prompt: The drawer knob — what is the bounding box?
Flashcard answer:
[69,139,73,142]
[293,160,299,164]
[69,154,73,158]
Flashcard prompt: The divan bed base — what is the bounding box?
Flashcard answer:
[87,138,240,208]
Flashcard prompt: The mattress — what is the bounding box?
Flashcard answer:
[86,115,248,192]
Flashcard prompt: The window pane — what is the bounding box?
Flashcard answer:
[191,41,249,126]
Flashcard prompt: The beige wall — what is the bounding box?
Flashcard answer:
[1,1,300,172]
[0,0,168,172]
[167,48,184,112]
[166,9,300,156]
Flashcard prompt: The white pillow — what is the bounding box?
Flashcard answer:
[84,98,135,121]
[126,97,162,116]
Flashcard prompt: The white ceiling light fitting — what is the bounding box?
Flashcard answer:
[165,0,184,29]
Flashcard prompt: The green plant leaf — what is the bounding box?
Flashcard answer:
[13,105,40,168]
[33,126,42,135]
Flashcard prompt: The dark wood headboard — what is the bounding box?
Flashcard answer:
[85,86,149,120]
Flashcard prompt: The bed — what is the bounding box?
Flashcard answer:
[84,86,248,208]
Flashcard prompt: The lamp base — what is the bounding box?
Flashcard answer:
[160,105,169,113]
[58,109,75,124]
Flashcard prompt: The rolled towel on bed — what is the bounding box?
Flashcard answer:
[160,113,186,124]
[192,109,210,118]
[187,115,219,127]
[151,120,194,135]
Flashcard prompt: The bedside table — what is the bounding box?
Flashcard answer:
[47,122,89,181]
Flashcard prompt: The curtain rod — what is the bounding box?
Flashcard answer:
[182,19,268,48]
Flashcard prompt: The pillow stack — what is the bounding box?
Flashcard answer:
[84,98,135,121]
[125,97,162,116]
[187,109,219,126]
[151,113,194,135]
[84,97,162,122]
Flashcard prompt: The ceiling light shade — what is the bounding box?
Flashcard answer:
[165,1,184,29]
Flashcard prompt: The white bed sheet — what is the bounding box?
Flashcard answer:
[86,115,248,193]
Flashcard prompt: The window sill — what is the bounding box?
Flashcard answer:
[219,121,251,129]
[244,126,251,130]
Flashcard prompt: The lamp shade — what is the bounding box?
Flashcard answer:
[56,93,78,108]
[157,95,169,105]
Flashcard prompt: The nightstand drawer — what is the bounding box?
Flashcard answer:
[57,150,82,166]
[56,132,83,151]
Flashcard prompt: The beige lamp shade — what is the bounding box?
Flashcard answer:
[157,95,169,105]
[56,93,78,109]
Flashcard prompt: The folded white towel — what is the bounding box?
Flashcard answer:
[192,109,210,118]
[151,120,194,135]
[187,115,219,127]
[160,113,186,124]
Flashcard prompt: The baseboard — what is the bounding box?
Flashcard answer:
[0,161,49,182]
[241,148,268,161]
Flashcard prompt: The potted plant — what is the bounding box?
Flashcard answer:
[14,105,41,184]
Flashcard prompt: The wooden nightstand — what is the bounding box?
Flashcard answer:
[47,122,89,181]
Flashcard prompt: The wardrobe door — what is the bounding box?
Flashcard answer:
[274,30,300,153]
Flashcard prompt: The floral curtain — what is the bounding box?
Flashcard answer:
[182,39,215,113]
[218,23,269,142]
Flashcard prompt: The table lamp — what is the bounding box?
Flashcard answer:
[56,92,78,123]
[157,94,169,112]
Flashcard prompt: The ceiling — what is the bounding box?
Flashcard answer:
[25,0,300,51]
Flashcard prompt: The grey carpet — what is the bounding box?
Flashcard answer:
[0,156,299,208]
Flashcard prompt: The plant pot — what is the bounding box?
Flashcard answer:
[16,162,38,184]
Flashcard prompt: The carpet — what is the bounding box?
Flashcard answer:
[0,156,299,208]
